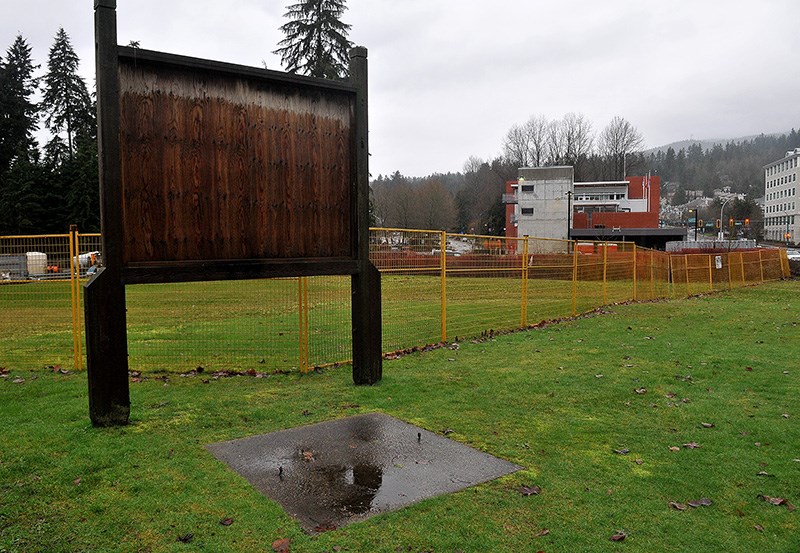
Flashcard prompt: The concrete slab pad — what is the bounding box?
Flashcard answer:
[206,412,522,533]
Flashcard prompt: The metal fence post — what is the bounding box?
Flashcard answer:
[707,254,713,291]
[632,243,637,301]
[521,236,529,327]
[298,277,309,372]
[780,249,790,277]
[440,230,447,342]
[69,225,82,370]
[727,253,733,290]
[739,252,746,286]
[602,242,608,305]
[684,254,690,296]
[571,240,578,316]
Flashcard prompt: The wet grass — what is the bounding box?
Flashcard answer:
[1,275,660,373]
[1,281,799,552]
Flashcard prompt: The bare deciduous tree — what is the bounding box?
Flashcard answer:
[597,115,644,179]
[502,115,550,168]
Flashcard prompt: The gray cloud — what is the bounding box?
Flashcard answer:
[2,0,798,177]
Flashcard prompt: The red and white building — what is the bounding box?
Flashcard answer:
[505,167,684,249]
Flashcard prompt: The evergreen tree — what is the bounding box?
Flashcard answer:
[0,35,42,235]
[41,28,92,157]
[0,35,39,172]
[274,0,352,79]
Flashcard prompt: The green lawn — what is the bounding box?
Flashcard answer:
[1,281,798,552]
[1,275,669,374]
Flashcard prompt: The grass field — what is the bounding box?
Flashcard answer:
[1,280,798,552]
[1,274,672,374]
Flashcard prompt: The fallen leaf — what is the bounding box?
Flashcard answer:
[746,366,753,371]
[73,477,81,485]
[301,450,315,462]
[219,517,234,526]
[441,428,454,435]
[314,523,337,533]
[669,502,687,511]
[665,392,677,399]
[595,374,604,378]
[12,378,24,384]
[535,528,550,537]
[758,495,796,511]
[754,524,764,532]
[610,530,627,541]
[613,448,630,455]
[634,387,647,394]
[687,498,712,508]
[634,458,644,465]
[272,537,291,552]
[683,442,701,449]
[756,471,773,477]
[782,413,790,419]
[669,446,680,452]
[177,533,194,544]
[701,422,715,428]
[518,485,541,496]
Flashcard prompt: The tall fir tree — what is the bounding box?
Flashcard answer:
[0,35,42,235]
[42,28,92,158]
[0,35,39,171]
[274,0,352,80]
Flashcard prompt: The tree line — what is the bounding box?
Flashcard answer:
[650,131,800,204]
[373,114,800,236]
[0,30,97,235]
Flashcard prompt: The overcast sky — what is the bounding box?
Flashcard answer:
[3,0,799,177]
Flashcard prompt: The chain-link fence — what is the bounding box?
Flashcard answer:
[0,229,790,373]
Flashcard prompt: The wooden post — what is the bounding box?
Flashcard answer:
[85,269,130,425]
[87,0,130,426]
[349,47,382,384]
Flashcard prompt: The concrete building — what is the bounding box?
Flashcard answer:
[505,166,685,249]
[763,148,800,244]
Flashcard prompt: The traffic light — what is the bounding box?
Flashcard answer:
[744,218,750,226]
[715,219,721,228]
[729,218,734,227]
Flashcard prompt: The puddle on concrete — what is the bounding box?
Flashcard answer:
[206,412,522,533]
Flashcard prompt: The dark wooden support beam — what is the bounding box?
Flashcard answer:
[351,262,382,384]
[90,0,130,426]
[85,268,130,426]
[349,46,382,385]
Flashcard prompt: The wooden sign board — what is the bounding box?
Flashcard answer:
[86,0,381,427]
[118,51,355,265]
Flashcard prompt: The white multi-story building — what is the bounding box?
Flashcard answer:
[764,148,800,244]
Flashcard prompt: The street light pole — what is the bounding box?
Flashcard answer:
[719,198,732,241]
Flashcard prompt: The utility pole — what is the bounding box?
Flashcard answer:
[565,190,573,240]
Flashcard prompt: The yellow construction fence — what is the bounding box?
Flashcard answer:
[0,228,790,373]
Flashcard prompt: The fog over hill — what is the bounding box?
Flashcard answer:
[645,132,790,155]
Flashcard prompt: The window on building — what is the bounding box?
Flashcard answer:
[521,207,534,215]
[521,185,534,192]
